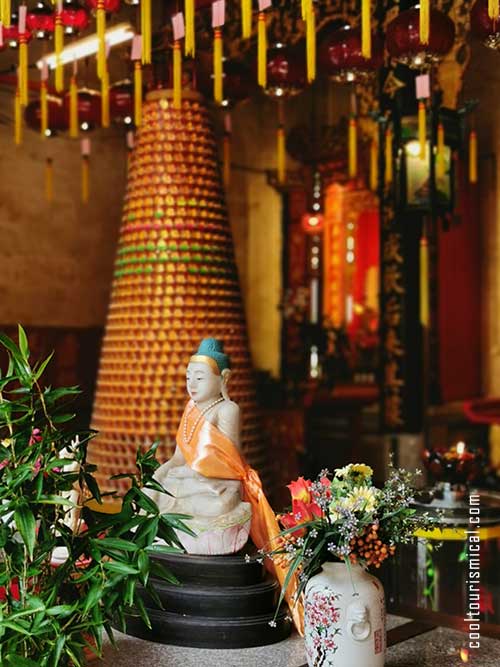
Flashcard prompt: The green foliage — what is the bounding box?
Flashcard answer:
[0,326,187,666]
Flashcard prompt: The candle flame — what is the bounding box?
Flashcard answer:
[456,441,466,456]
[460,647,470,662]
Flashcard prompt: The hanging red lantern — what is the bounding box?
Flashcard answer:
[85,0,121,13]
[318,25,384,83]
[26,3,55,40]
[3,23,32,48]
[301,212,324,234]
[59,1,90,35]
[386,7,455,69]
[109,80,134,124]
[63,87,101,130]
[265,43,307,98]
[24,95,69,134]
[471,0,500,49]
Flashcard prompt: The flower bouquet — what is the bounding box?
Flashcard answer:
[263,463,438,667]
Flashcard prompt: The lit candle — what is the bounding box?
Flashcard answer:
[456,441,466,457]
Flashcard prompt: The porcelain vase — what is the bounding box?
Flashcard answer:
[304,562,386,667]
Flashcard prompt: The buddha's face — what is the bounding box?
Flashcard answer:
[186,361,222,404]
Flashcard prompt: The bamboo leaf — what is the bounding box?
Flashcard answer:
[103,561,139,576]
[14,504,36,559]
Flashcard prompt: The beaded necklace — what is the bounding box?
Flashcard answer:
[182,396,224,444]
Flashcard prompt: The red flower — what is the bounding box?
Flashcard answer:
[29,428,43,446]
[288,477,313,504]
[279,511,306,537]
[292,498,322,522]
[0,578,21,602]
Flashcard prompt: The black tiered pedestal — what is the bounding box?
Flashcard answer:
[124,551,292,649]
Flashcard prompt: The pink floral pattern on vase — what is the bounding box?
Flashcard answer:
[304,588,342,667]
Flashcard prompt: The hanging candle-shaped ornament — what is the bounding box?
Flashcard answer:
[277,101,286,185]
[362,0,371,58]
[241,0,251,38]
[141,0,151,65]
[131,34,142,126]
[40,63,49,138]
[69,71,79,137]
[172,12,185,110]
[81,137,90,203]
[45,157,54,203]
[370,135,378,191]
[419,234,429,326]
[436,121,445,179]
[184,0,194,56]
[96,0,106,78]
[54,0,64,92]
[348,115,357,178]
[223,111,231,188]
[420,0,430,44]
[418,100,426,158]
[469,129,478,184]
[212,1,225,105]
[306,1,316,82]
[18,5,28,106]
[258,12,267,88]
[385,126,393,184]
[14,87,22,145]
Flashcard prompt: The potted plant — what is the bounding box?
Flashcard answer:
[264,463,438,667]
[0,327,189,666]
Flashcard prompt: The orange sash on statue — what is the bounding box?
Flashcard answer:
[176,400,304,634]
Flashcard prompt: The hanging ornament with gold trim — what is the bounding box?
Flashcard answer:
[469,129,478,184]
[212,1,225,105]
[184,0,195,56]
[54,0,64,92]
[131,34,142,126]
[385,126,393,185]
[277,100,286,185]
[171,12,185,110]
[141,0,151,65]
[14,86,22,145]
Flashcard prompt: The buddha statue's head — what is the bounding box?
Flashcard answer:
[186,338,231,405]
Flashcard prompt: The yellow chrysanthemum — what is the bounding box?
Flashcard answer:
[346,485,378,513]
[334,463,373,480]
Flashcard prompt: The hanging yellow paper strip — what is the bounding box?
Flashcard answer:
[54,11,64,92]
[489,0,499,20]
[69,76,79,138]
[348,117,357,178]
[306,5,316,83]
[361,0,371,59]
[134,61,142,127]
[101,67,110,128]
[14,89,22,146]
[141,0,151,65]
[45,158,54,203]
[40,81,48,138]
[370,137,378,191]
[469,130,478,184]
[19,35,28,107]
[385,127,393,185]
[301,0,312,21]
[213,28,223,105]
[185,0,195,56]
[420,0,430,45]
[242,0,252,38]
[418,100,426,159]
[420,236,429,327]
[277,125,286,185]
[258,12,267,89]
[96,0,106,79]
[81,156,89,204]
[436,122,445,179]
[173,41,182,109]
[223,133,231,188]
[1,0,11,26]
